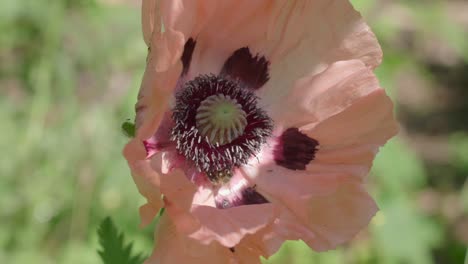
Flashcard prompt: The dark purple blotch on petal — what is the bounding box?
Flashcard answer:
[274,128,319,170]
[215,186,269,209]
[181,38,196,75]
[221,47,270,90]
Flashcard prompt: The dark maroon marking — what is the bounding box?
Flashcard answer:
[215,186,269,209]
[221,47,270,90]
[229,247,235,253]
[274,128,319,170]
[181,38,196,75]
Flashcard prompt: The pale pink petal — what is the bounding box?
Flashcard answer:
[159,0,217,39]
[301,88,398,147]
[146,213,265,263]
[259,0,382,107]
[261,211,318,251]
[314,144,380,166]
[139,203,160,228]
[262,60,398,181]
[239,60,396,250]
[143,0,191,73]
[300,88,397,182]
[241,224,287,258]
[152,30,186,73]
[269,60,385,129]
[135,60,182,140]
[160,0,380,84]
[145,213,233,264]
[243,163,378,251]
[123,139,162,226]
[186,0,275,77]
[150,0,276,79]
[264,1,382,66]
[237,59,395,252]
[155,167,277,248]
[293,183,377,251]
[141,0,160,46]
[269,0,382,66]
[145,0,217,80]
[244,164,357,199]
[187,203,276,248]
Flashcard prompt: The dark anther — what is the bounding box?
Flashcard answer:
[221,47,270,90]
[274,128,319,170]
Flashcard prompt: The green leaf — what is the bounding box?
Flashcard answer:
[97,217,146,264]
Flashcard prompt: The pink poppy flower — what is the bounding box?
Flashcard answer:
[124,0,399,262]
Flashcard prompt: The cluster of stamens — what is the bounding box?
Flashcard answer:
[171,75,273,184]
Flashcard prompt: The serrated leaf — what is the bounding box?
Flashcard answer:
[97,217,146,264]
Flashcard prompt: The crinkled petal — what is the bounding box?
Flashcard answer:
[142,0,160,46]
[156,0,381,81]
[240,59,397,249]
[300,86,398,180]
[266,60,398,180]
[187,203,276,248]
[240,224,287,258]
[243,163,378,251]
[135,57,182,140]
[149,0,277,79]
[301,88,398,147]
[159,0,217,39]
[139,203,160,228]
[270,60,389,129]
[154,164,277,248]
[146,213,264,264]
[265,0,382,66]
[185,0,276,78]
[145,213,232,264]
[123,139,162,227]
[259,0,382,107]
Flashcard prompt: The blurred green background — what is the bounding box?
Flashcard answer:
[1,0,467,263]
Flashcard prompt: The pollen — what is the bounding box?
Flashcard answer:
[196,94,247,145]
